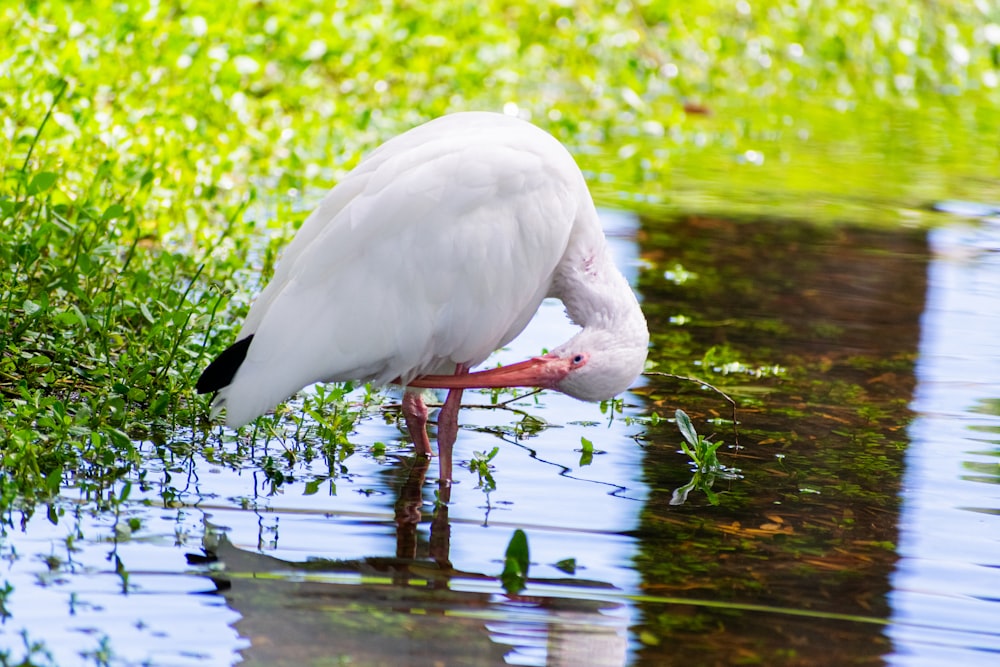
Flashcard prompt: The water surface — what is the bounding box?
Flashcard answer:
[1,210,999,666]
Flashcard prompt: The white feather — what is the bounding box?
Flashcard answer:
[214,112,599,427]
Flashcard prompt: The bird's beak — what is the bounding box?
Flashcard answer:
[407,355,573,390]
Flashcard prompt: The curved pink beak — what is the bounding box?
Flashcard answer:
[407,355,574,391]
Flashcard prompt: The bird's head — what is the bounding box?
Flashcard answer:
[545,328,648,402]
[407,326,648,402]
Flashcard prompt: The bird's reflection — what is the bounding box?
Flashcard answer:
[192,455,628,667]
[392,455,452,576]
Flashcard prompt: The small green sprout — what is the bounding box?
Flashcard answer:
[671,409,741,506]
[467,447,500,492]
[675,409,725,473]
[579,436,595,466]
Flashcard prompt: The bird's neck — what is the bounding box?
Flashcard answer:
[552,217,647,344]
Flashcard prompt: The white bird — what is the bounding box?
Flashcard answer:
[196,111,649,482]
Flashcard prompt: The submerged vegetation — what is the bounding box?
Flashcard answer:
[669,408,741,505]
[1,0,998,520]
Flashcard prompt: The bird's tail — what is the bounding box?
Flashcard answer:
[196,335,255,422]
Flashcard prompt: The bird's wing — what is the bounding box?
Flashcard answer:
[220,114,582,426]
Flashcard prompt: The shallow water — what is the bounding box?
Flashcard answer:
[888,223,1000,664]
[1,208,999,666]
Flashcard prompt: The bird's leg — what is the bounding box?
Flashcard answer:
[436,363,470,483]
[402,390,433,457]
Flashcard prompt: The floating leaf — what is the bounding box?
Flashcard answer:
[500,529,530,594]
[579,436,594,466]
[553,558,577,574]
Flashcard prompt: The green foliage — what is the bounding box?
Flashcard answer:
[0,582,10,623]
[0,628,58,667]
[467,447,500,492]
[675,409,725,473]
[698,345,786,379]
[671,409,741,505]
[579,435,595,466]
[553,557,577,574]
[0,0,996,518]
[500,528,530,594]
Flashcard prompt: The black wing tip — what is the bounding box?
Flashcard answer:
[196,334,254,394]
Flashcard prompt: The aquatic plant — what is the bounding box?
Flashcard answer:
[671,409,741,505]
[500,528,530,594]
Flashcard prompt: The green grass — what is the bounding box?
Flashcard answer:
[1,0,998,518]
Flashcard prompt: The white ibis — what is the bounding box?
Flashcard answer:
[196,112,649,482]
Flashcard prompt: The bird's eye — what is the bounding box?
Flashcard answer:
[572,354,584,364]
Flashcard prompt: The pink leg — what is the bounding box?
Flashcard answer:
[436,364,470,483]
[402,390,432,457]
